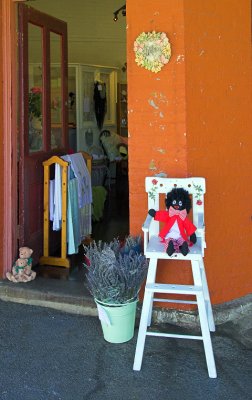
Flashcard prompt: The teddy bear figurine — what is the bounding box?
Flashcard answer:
[6,258,29,283]
[19,246,36,280]
[148,187,197,256]
[6,246,36,283]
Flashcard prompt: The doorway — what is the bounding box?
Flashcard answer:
[18,1,129,279]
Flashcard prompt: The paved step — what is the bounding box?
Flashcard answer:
[0,276,97,316]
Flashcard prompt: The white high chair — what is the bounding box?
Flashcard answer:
[133,177,217,378]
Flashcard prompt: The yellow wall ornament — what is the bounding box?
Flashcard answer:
[134,31,172,73]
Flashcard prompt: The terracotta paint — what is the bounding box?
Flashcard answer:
[184,0,252,303]
[127,0,252,305]
[0,0,18,277]
[0,1,3,275]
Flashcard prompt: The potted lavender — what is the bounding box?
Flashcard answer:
[83,237,148,343]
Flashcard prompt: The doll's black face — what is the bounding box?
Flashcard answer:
[171,199,183,210]
[165,188,192,214]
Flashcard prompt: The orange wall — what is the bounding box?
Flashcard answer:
[184,0,252,303]
[0,1,4,277]
[127,0,187,185]
[127,0,252,305]
[127,0,193,299]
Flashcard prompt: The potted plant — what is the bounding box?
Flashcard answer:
[83,237,148,343]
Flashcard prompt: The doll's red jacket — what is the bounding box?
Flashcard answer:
[154,210,197,242]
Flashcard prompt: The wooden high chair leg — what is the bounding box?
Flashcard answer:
[133,288,153,371]
[192,260,217,378]
[133,258,158,371]
[146,259,158,327]
[199,259,215,332]
[197,291,217,378]
[147,292,154,327]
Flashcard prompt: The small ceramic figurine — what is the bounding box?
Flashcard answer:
[6,246,36,283]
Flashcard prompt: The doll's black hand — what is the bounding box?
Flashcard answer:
[190,232,197,244]
[148,209,156,217]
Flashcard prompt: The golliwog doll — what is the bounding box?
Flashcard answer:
[148,188,197,256]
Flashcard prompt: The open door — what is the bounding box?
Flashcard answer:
[18,4,68,264]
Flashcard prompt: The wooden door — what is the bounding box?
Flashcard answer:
[18,4,68,264]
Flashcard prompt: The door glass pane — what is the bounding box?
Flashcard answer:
[28,23,43,152]
[50,32,63,149]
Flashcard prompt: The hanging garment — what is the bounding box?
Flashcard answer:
[49,179,55,222]
[67,153,92,208]
[79,204,92,240]
[52,163,62,231]
[85,128,93,147]
[67,177,81,255]
[49,154,92,252]
[62,153,92,243]
[94,81,107,130]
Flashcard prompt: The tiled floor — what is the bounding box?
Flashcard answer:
[34,180,129,282]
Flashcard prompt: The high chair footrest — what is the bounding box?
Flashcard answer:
[153,297,198,305]
[146,331,203,340]
[146,283,202,296]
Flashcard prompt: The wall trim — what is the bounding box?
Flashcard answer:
[2,0,18,275]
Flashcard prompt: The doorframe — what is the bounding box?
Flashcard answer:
[18,3,68,262]
[2,0,19,276]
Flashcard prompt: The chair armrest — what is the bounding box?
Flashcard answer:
[142,214,153,232]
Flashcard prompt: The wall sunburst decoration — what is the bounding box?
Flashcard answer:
[134,31,172,73]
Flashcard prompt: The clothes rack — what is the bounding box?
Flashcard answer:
[39,151,92,268]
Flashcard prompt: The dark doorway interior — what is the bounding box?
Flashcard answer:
[19,2,129,283]
[33,177,129,281]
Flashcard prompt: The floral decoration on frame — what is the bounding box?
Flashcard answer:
[193,183,204,206]
[148,178,159,203]
[134,31,171,73]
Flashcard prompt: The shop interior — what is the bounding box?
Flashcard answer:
[26,0,129,281]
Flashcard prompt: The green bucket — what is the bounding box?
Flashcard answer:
[95,299,137,343]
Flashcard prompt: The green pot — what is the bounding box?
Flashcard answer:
[95,299,137,343]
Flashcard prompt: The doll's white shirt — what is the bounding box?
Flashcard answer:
[165,220,180,240]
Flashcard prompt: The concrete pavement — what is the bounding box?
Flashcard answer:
[0,277,252,400]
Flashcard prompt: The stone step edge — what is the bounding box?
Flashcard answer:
[1,284,252,327]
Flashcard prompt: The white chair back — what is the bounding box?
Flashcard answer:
[145,177,206,253]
